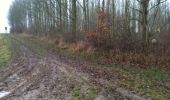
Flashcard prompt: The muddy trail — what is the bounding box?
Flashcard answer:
[0,37,149,100]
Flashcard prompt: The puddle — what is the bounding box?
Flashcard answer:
[0,91,10,98]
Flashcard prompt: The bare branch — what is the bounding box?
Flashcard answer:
[136,0,142,4]
[129,18,142,24]
[148,0,167,11]
[129,6,143,13]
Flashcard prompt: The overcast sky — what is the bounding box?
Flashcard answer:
[0,0,14,33]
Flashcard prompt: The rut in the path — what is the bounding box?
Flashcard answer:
[0,42,75,99]
[0,37,148,100]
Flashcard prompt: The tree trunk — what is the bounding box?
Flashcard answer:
[83,0,87,31]
[72,0,77,42]
[141,0,150,52]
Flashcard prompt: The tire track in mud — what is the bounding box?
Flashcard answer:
[0,36,149,100]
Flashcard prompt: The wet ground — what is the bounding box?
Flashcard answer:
[0,37,148,100]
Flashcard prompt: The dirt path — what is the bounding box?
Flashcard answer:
[0,37,148,100]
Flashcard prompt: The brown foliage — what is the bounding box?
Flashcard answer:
[68,41,87,52]
[85,9,111,48]
[74,41,87,52]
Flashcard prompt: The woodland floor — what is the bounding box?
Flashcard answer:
[0,35,169,100]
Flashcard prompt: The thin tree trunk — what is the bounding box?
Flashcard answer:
[72,0,77,42]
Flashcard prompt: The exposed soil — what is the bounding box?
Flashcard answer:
[0,37,149,100]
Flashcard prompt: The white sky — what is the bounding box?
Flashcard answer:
[0,0,14,33]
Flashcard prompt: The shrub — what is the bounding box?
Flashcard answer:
[85,9,111,49]
[74,41,87,52]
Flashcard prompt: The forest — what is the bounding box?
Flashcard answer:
[8,0,170,68]
[0,0,169,99]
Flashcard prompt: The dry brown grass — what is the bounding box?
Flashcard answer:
[86,46,96,55]
[58,37,68,49]
[106,49,170,69]
[74,41,87,52]
[68,41,87,52]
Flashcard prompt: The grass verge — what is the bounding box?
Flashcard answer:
[72,81,98,100]
[12,34,44,56]
[0,34,12,67]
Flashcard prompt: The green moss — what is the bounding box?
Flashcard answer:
[143,68,170,82]
[71,82,98,100]
[72,83,83,100]
[98,64,170,99]
[87,86,97,100]
[115,67,170,100]
[108,96,116,100]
